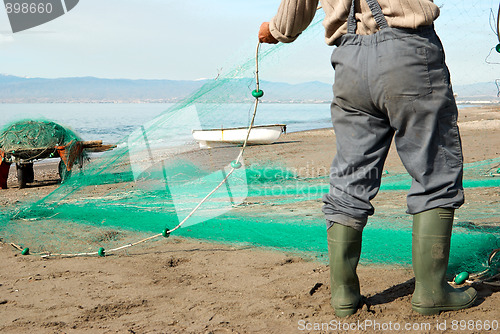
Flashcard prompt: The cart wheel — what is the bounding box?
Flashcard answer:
[16,164,27,189]
[25,163,34,183]
[58,160,72,183]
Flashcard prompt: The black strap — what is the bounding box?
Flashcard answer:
[347,0,389,34]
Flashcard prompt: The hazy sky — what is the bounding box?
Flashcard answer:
[0,0,499,85]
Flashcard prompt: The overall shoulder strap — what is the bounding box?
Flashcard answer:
[347,0,389,34]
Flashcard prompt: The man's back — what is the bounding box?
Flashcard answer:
[269,0,439,45]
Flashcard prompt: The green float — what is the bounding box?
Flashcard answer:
[231,160,242,169]
[454,272,469,285]
[97,247,105,257]
[251,89,264,98]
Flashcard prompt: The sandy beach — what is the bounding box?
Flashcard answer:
[0,105,499,333]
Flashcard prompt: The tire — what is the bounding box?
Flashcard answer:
[25,163,34,183]
[16,164,27,189]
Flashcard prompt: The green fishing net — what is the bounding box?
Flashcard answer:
[0,5,499,279]
[0,120,82,161]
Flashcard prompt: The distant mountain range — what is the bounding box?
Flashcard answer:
[452,82,500,103]
[0,74,498,103]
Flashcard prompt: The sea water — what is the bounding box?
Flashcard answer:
[0,103,473,145]
[0,103,333,144]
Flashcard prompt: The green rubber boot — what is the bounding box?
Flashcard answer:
[327,223,362,317]
[411,208,477,315]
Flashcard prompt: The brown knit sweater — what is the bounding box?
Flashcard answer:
[269,0,440,45]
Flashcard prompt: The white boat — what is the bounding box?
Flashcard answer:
[192,124,286,149]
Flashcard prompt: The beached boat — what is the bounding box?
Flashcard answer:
[192,124,286,149]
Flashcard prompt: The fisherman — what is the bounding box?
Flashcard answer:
[0,150,10,189]
[259,0,477,316]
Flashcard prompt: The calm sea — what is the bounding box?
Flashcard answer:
[0,103,472,145]
[0,103,333,144]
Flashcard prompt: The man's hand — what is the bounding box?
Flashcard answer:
[258,22,279,44]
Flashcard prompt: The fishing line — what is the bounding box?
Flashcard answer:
[486,4,500,95]
[485,47,500,65]
[485,5,500,64]
[488,7,499,38]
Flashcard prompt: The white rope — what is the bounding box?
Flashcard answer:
[40,42,264,258]
[448,248,500,287]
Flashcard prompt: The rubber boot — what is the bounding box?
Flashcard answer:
[327,223,362,317]
[411,208,477,315]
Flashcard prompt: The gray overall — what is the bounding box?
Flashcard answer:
[322,0,464,231]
